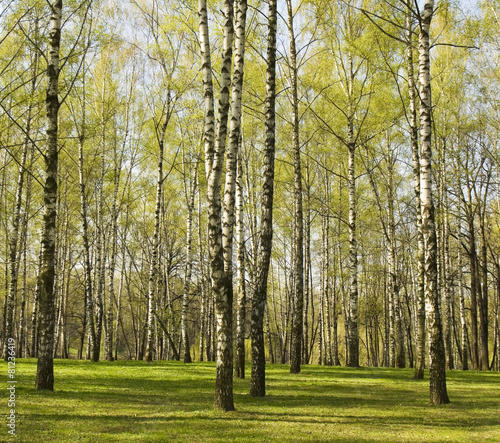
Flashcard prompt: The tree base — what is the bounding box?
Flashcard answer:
[36,356,54,391]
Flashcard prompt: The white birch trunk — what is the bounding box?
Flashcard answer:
[419,0,449,404]
[235,144,246,378]
[36,0,62,390]
[408,10,426,379]
[181,159,197,364]
[200,0,235,411]
[286,0,304,375]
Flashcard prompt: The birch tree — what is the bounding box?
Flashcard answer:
[35,0,62,390]
[407,9,426,380]
[180,151,198,364]
[199,0,237,411]
[286,0,304,375]
[418,0,450,404]
[2,93,30,361]
[235,145,246,378]
[250,0,277,396]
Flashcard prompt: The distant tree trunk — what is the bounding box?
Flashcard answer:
[31,248,43,358]
[494,261,500,371]
[54,239,70,358]
[418,0,449,404]
[105,149,121,361]
[457,225,468,370]
[181,155,197,364]
[388,242,396,367]
[250,0,277,397]
[303,171,311,365]
[18,219,29,358]
[78,132,98,362]
[383,267,389,367]
[321,179,332,366]
[443,183,454,370]
[146,112,169,362]
[3,124,28,361]
[287,0,304,375]
[388,155,405,369]
[333,241,341,366]
[347,117,359,368]
[36,0,62,391]
[265,304,275,364]
[478,198,490,371]
[197,174,207,363]
[318,274,324,366]
[93,134,106,362]
[105,220,117,362]
[235,145,246,379]
[115,188,131,361]
[465,202,479,370]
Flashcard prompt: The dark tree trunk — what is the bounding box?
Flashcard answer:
[250,0,277,397]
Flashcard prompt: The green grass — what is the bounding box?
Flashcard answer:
[1,359,499,442]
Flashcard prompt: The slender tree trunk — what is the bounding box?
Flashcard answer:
[181,158,197,364]
[3,128,28,361]
[250,0,277,397]
[418,0,449,404]
[303,176,311,365]
[235,145,246,378]
[347,126,359,367]
[78,130,99,362]
[388,155,405,368]
[199,0,215,370]
[457,226,468,370]
[60,250,69,359]
[265,304,275,364]
[105,186,119,361]
[54,241,70,358]
[383,266,389,367]
[105,233,116,361]
[220,0,247,374]
[443,186,454,370]
[495,262,500,371]
[405,11,426,380]
[467,207,480,370]
[36,0,62,391]
[93,138,106,362]
[286,0,304,375]
[146,114,168,362]
[197,175,207,362]
[321,197,333,366]
[318,271,324,366]
[388,241,396,367]
[333,240,341,366]
[478,203,489,371]
[19,227,28,358]
[31,248,43,358]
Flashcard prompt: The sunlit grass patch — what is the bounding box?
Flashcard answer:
[2,359,499,442]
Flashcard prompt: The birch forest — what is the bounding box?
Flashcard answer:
[2,0,500,411]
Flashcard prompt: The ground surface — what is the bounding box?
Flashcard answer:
[1,359,499,442]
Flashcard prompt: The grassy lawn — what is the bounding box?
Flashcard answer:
[1,359,499,442]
